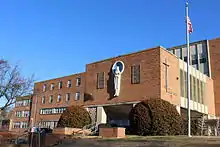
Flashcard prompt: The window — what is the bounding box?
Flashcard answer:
[190,75,193,100]
[15,101,23,107]
[197,79,201,103]
[57,94,61,102]
[13,122,20,128]
[43,84,46,92]
[16,111,22,117]
[67,80,72,88]
[193,76,197,102]
[15,99,31,107]
[176,48,182,59]
[23,111,30,117]
[50,83,54,90]
[15,111,30,117]
[58,81,63,89]
[184,71,187,98]
[40,121,58,129]
[42,96,45,104]
[76,77,81,86]
[131,65,140,84]
[75,92,80,100]
[97,72,104,89]
[40,107,66,115]
[180,69,184,97]
[21,122,28,128]
[66,93,70,101]
[49,95,53,103]
[23,99,31,106]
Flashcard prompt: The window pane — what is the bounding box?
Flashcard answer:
[76,78,81,86]
[97,72,104,89]
[131,65,140,84]
[75,92,80,100]
[67,80,71,88]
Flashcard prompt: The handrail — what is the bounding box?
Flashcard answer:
[82,122,97,136]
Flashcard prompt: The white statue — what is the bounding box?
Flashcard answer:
[114,66,121,97]
[112,61,124,97]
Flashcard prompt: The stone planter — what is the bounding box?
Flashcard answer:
[53,127,91,135]
[99,127,125,138]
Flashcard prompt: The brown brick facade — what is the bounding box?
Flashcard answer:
[84,47,161,106]
[209,38,220,116]
[31,73,85,126]
[29,40,219,128]
[160,48,181,106]
[31,46,185,127]
[10,95,32,133]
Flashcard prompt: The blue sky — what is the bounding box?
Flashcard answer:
[0,0,219,82]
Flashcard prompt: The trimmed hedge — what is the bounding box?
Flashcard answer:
[57,105,91,128]
[129,98,182,136]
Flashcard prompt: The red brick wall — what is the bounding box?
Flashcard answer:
[159,48,180,106]
[31,73,85,125]
[209,38,220,116]
[84,47,162,106]
[10,101,31,133]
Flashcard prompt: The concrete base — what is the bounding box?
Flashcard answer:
[99,127,125,138]
[53,127,91,135]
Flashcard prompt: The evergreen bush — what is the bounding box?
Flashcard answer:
[129,98,182,136]
[57,105,91,128]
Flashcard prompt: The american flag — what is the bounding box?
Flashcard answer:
[187,16,193,34]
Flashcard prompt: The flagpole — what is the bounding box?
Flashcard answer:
[185,1,191,137]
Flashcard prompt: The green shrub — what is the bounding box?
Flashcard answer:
[57,105,91,128]
[129,98,182,136]
[182,118,201,135]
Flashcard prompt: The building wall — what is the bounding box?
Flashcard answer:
[168,40,210,77]
[31,73,85,127]
[205,78,215,116]
[10,96,32,133]
[159,48,181,106]
[84,47,162,106]
[29,39,219,127]
[209,38,220,116]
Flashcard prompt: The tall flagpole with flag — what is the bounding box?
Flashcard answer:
[185,1,193,137]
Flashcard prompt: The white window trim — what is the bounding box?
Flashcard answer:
[67,80,71,88]
[49,96,53,103]
[75,92,80,100]
[58,81,62,89]
[57,94,61,102]
[66,93,70,101]
[76,77,81,86]
[50,84,54,90]
[43,84,46,92]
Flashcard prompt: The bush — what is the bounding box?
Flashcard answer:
[57,105,91,128]
[182,118,202,135]
[129,98,182,136]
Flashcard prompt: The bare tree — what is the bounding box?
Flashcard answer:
[0,59,34,110]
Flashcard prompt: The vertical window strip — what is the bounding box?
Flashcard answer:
[131,65,140,84]
[190,75,193,100]
[184,71,187,98]
[180,69,184,97]
[97,72,104,89]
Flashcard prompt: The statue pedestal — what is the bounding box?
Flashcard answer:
[99,127,125,138]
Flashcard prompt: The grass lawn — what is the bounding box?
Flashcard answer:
[55,135,220,147]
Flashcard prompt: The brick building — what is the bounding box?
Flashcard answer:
[168,38,220,116]
[9,95,32,133]
[25,37,220,130]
